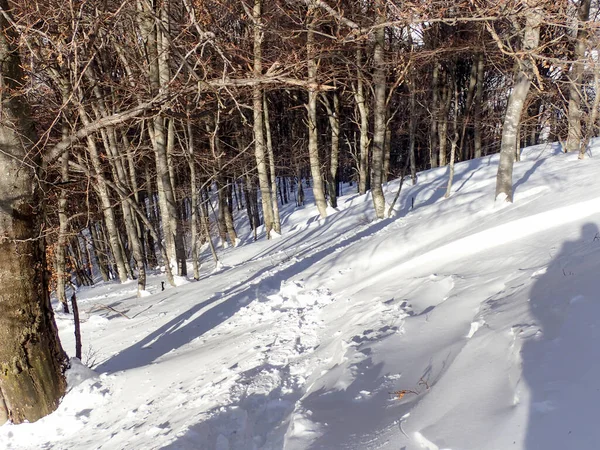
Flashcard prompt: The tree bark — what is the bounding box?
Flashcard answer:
[322,91,340,208]
[445,77,460,198]
[429,62,440,168]
[307,9,328,219]
[474,53,485,159]
[370,1,388,219]
[495,5,542,202]
[566,0,592,154]
[0,0,67,423]
[438,81,450,167]
[355,47,370,195]
[263,94,282,232]
[252,0,275,238]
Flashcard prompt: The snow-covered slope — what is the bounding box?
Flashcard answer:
[4,141,600,450]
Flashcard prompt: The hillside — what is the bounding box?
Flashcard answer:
[3,142,600,450]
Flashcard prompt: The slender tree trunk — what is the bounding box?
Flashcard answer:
[430,62,440,168]
[322,91,340,208]
[356,47,370,194]
[55,121,70,313]
[95,114,146,294]
[438,81,450,167]
[307,10,328,219]
[79,106,129,283]
[263,94,282,233]
[581,63,600,157]
[474,53,485,159]
[445,78,460,198]
[408,69,417,184]
[89,222,110,282]
[458,58,478,161]
[0,1,67,423]
[495,6,542,202]
[566,0,592,154]
[252,0,275,239]
[186,117,200,280]
[200,189,219,265]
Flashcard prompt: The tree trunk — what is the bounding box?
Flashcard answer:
[474,53,485,159]
[495,6,542,202]
[566,0,592,154]
[370,2,388,219]
[186,117,201,280]
[307,10,328,219]
[263,94,282,233]
[438,81,450,167]
[89,222,110,282]
[79,107,129,283]
[55,122,70,313]
[322,91,340,208]
[252,0,275,239]
[408,69,417,184]
[445,78,460,198]
[0,1,67,423]
[430,62,440,168]
[355,47,370,195]
[581,62,600,157]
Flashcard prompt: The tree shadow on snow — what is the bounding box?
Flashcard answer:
[523,222,600,449]
[99,215,395,374]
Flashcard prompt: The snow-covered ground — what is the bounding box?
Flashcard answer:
[3,141,600,450]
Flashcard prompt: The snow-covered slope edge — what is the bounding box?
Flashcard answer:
[3,141,600,450]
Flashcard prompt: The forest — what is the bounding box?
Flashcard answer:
[0,0,598,432]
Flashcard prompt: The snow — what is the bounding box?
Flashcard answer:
[3,140,600,449]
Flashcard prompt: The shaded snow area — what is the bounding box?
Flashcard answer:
[5,141,600,449]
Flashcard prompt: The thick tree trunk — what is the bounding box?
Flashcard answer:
[566,0,592,154]
[307,11,328,219]
[0,1,67,423]
[495,6,542,202]
[370,5,388,219]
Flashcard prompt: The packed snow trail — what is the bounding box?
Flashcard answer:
[4,142,600,449]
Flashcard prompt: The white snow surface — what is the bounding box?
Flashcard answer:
[3,141,600,449]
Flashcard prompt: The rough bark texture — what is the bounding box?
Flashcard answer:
[565,0,592,154]
[307,11,328,219]
[495,5,541,202]
[0,0,67,423]
[252,0,274,238]
[370,7,387,219]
